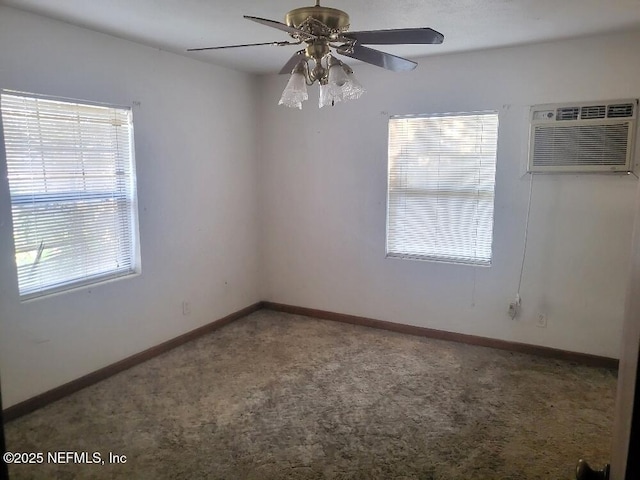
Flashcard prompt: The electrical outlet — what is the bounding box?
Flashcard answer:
[536,313,547,328]
[508,294,522,319]
[182,301,191,316]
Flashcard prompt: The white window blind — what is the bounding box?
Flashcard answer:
[387,112,498,266]
[1,91,140,299]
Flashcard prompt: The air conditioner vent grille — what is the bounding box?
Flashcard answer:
[532,123,629,167]
[607,103,634,118]
[529,99,637,173]
[581,105,606,119]
[556,107,579,121]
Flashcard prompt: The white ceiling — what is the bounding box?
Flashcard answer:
[2,0,640,74]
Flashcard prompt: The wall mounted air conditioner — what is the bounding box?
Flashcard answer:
[528,99,638,173]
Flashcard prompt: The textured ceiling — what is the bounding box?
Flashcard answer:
[2,0,640,74]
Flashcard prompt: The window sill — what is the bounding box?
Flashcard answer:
[19,270,142,303]
[385,253,491,267]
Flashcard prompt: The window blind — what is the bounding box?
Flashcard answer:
[1,92,139,299]
[387,112,498,266]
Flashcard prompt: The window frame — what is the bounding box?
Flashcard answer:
[385,110,499,267]
[1,90,142,300]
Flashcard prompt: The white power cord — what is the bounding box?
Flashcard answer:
[511,172,534,318]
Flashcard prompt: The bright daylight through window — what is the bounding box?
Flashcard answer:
[1,91,140,299]
[387,112,498,266]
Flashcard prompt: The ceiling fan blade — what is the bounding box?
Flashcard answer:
[342,27,444,45]
[338,44,417,72]
[279,51,307,74]
[187,41,296,52]
[243,15,316,39]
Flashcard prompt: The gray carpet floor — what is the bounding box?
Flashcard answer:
[5,310,616,479]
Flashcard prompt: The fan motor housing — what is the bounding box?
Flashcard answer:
[285,5,350,31]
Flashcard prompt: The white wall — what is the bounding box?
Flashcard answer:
[0,7,262,407]
[259,31,640,359]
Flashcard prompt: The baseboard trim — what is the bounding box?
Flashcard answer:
[3,302,263,422]
[262,302,619,370]
[4,300,618,421]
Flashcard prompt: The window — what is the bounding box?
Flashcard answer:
[1,91,140,299]
[387,111,498,266]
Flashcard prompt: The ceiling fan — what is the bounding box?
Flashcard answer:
[188,1,444,108]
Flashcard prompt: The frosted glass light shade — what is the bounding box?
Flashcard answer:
[279,72,308,109]
[319,83,339,108]
[343,71,365,101]
[328,63,349,88]
[321,64,354,108]
[322,66,365,107]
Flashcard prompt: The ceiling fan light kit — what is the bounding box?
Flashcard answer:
[188,1,444,109]
[279,54,365,109]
